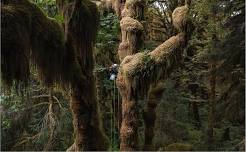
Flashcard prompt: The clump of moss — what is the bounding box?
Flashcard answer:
[118,42,131,61]
[1,3,32,86]
[30,4,66,86]
[1,0,66,87]
[172,5,189,32]
[165,143,193,151]
[1,0,101,88]
[118,16,144,61]
[120,17,143,32]
[122,0,144,19]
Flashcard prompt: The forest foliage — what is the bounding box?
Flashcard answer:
[1,0,245,151]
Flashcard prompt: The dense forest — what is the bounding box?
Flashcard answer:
[1,0,245,151]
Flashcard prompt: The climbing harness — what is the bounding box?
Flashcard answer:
[93,64,119,80]
[109,64,119,81]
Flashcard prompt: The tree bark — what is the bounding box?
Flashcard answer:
[64,0,108,150]
[69,81,108,151]
[117,75,139,151]
[207,63,216,150]
[143,83,165,150]
[116,0,145,150]
[192,102,201,128]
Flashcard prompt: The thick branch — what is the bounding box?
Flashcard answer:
[118,33,185,97]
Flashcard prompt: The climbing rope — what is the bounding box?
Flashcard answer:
[111,78,119,149]
[95,64,120,149]
[113,79,116,148]
[117,82,120,132]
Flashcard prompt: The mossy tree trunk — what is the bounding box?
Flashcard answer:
[117,1,192,151]
[207,10,218,148]
[143,83,165,150]
[117,0,144,61]
[68,81,107,151]
[117,75,139,150]
[116,0,145,150]
[1,0,108,150]
[207,63,216,150]
[192,101,201,128]
[63,0,108,150]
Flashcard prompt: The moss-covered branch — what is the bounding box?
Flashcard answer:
[118,33,185,96]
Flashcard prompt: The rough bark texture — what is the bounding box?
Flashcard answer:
[64,0,109,150]
[115,0,145,150]
[207,63,216,150]
[192,101,201,128]
[143,83,165,150]
[117,1,192,150]
[69,83,108,151]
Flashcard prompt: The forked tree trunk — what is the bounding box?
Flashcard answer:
[117,1,192,151]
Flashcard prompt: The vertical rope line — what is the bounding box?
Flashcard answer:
[110,81,113,149]
[113,79,116,148]
[117,82,120,148]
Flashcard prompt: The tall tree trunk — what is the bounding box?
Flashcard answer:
[117,75,139,150]
[143,83,165,150]
[192,101,201,128]
[68,80,108,151]
[116,0,145,150]
[64,0,108,150]
[117,1,192,151]
[207,63,216,150]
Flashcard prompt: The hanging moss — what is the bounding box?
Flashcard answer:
[1,0,66,87]
[1,3,32,86]
[63,1,109,150]
[117,0,189,97]
[30,4,66,86]
[1,0,100,88]
[119,16,144,61]
[65,0,99,74]
[117,0,191,150]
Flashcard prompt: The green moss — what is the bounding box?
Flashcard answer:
[165,143,194,151]
[30,3,66,85]
[1,3,32,86]
[1,0,100,88]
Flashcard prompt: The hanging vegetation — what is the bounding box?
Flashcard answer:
[1,0,66,86]
[1,0,108,151]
